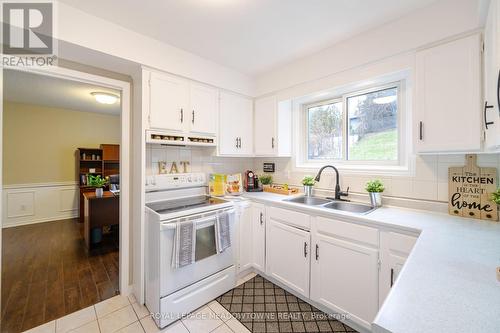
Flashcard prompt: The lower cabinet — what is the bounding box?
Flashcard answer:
[310,232,379,328]
[237,202,253,273]
[251,203,266,272]
[266,218,310,298]
[378,231,418,307]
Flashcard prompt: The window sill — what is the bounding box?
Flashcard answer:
[294,162,413,177]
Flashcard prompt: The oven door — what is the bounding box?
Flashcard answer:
[159,208,236,297]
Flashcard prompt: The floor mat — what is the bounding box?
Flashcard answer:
[216,275,358,333]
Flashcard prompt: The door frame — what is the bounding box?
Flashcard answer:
[1,63,132,295]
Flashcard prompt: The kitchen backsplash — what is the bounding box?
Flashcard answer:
[253,154,500,203]
[146,145,500,204]
[145,145,249,176]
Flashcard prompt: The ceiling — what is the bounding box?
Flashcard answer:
[3,69,121,115]
[58,0,439,76]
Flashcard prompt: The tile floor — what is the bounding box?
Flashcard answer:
[24,292,251,333]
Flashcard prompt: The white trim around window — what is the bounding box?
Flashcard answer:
[293,76,414,176]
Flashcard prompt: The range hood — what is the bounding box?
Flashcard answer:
[146,130,216,147]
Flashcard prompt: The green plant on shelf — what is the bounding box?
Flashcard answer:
[259,175,273,185]
[491,188,500,205]
[302,176,316,186]
[88,175,108,188]
[365,179,385,193]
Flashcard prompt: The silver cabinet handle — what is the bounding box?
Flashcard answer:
[238,137,242,148]
[180,108,184,123]
[419,121,423,141]
[315,244,319,260]
[235,137,238,148]
[304,242,308,257]
[192,110,195,124]
[390,268,394,287]
[271,137,275,149]
[259,212,263,225]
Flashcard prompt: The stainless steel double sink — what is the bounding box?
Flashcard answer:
[284,196,376,214]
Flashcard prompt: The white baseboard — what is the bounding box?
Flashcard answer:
[2,182,79,228]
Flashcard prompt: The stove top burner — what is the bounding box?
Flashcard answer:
[146,195,228,215]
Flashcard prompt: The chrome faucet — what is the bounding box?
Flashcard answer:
[314,165,349,201]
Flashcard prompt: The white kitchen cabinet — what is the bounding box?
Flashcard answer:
[254,96,292,156]
[149,71,189,132]
[189,83,218,136]
[251,203,266,272]
[311,228,379,329]
[237,202,253,274]
[379,231,418,307]
[484,0,500,151]
[266,217,310,298]
[219,91,254,156]
[415,34,482,153]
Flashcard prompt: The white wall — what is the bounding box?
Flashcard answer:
[2,182,78,228]
[55,1,254,96]
[255,0,487,96]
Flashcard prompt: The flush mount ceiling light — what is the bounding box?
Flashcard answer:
[91,92,119,105]
[373,95,397,104]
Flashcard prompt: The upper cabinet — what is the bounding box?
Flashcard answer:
[149,72,189,132]
[189,83,218,136]
[484,0,500,151]
[219,91,253,156]
[147,70,218,136]
[254,95,292,157]
[415,34,482,153]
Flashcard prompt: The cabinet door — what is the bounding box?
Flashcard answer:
[190,83,218,135]
[219,92,253,156]
[149,72,189,132]
[254,96,277,156]
[378,231,417,307]
[251,204,266,272]
[238,204,253,273]
[311,233,379,328]
[415,34,481,153]
[484,0,500,150]
[267,218,310,297]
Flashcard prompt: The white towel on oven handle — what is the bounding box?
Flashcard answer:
[172,218,196,268]
[215,209,234,253]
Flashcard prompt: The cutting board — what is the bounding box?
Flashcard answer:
[448,154,498,221]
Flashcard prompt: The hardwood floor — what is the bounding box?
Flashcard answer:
[1,218,119,333]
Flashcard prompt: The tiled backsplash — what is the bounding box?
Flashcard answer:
[146,145,500,204]
[253,154,500,203]
[145,145,250,176]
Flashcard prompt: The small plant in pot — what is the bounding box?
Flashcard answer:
[302,176,316,197]
[89,175,108,198]
[366,179,384,207]
[259,175,273,188]
[490,188,500,217]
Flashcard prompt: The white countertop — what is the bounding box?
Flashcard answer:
[241,191,500,333]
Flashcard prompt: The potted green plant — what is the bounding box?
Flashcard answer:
[491,188,500,206]
[302,176,316,197]
[366,179,385,207]
[89,175,108,198]
[259,175,273,188]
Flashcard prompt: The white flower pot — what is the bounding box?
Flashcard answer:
[304,185,314,197]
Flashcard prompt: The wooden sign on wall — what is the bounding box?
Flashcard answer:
[448,154,498,221]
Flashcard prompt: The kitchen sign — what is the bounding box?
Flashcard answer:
[448,154,498,221]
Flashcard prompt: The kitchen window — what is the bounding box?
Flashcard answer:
[302,82,404,170]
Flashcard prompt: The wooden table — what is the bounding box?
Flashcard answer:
[83,190,119,249]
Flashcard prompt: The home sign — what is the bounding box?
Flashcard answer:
[448,154,498,221]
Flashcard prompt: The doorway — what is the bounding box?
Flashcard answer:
[1,66,130,332]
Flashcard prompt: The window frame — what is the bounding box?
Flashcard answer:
[298,80,406,171]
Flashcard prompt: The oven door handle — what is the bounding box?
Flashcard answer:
[160,208,235,231]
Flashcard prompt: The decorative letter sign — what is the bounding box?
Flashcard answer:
[448,154,498,221]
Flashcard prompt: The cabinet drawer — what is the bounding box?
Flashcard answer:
[316,217,378,246]
[268,206,310,230]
